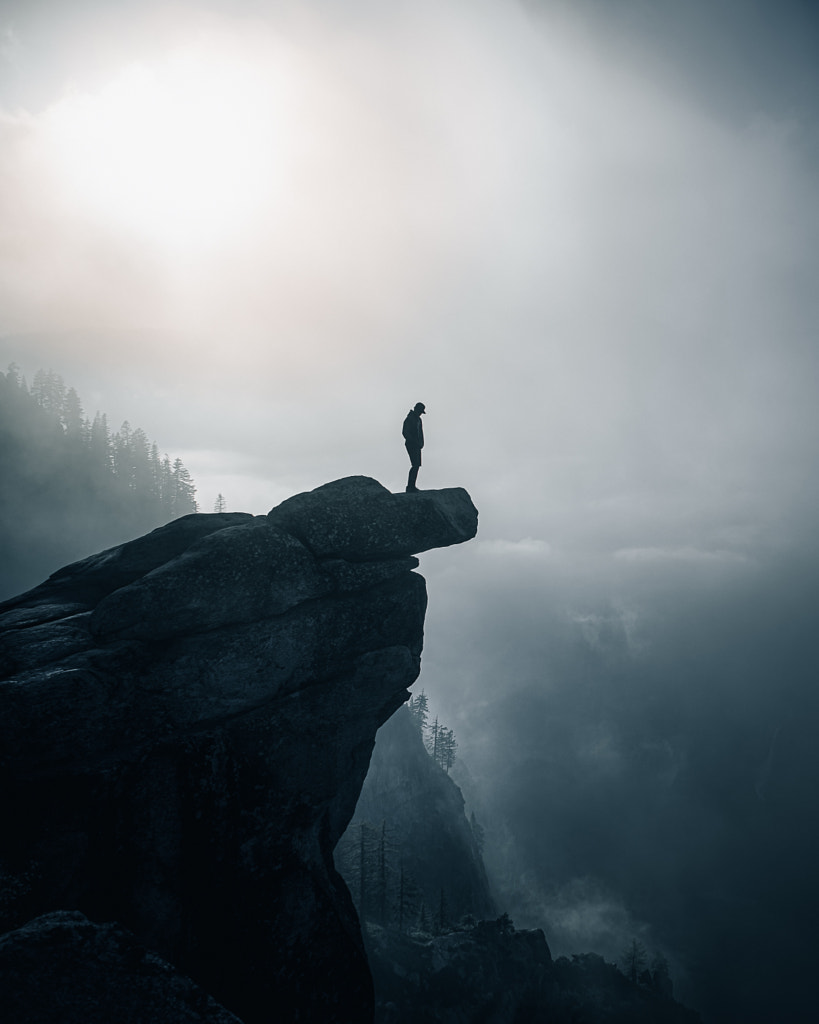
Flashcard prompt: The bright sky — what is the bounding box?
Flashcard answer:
[0,0,814,529]
[2,2,819,1017]
[1,1,817,548]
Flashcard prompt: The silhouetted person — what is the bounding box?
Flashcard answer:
[402,402,425,492]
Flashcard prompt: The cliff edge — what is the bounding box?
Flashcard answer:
[0,476,478,1023]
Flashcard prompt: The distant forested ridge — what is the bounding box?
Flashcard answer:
[0,365,198,600]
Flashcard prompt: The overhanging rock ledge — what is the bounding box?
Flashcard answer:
[0,476,478,1024]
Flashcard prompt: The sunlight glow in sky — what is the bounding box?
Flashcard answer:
[41,44,290,253]
[1,1,816,547]
[2,3,819,1019]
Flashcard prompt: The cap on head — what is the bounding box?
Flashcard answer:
[414,402,426,413]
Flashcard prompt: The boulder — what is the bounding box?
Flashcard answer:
[0,911,242,1024]
[267,476,478,560]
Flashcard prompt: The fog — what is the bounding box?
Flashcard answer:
[2,1,818,1019]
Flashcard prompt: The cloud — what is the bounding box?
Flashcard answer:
[477,537,552,558]
[536,877,654,961]
[613,546,750,565]
[0,25,23,71]
[475,816,658,962]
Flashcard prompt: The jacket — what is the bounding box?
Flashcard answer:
[402,409,424,449]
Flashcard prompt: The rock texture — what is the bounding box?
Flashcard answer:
[0,912,242,1024]
[364,922,703,1024]
[364,917,553,1023]
[0,477,478,1023]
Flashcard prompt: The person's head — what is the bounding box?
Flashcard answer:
[414,402,426,415]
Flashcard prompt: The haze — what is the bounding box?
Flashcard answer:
[2,1,818,1020]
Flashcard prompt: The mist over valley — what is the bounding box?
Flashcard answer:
[2,2,819,1020]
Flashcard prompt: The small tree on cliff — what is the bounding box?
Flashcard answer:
[619,938,648,984]
[427,716,440,764]
[408,691,429,732]
[438,726,457,773]
[426,718,457,773]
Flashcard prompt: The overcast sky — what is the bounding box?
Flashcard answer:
[2,2,818,1020]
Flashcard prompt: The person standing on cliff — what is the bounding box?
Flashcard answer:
[402,402,425,492]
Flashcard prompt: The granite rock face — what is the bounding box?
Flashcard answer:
[267,476,478,561]
[0,477,478,1023]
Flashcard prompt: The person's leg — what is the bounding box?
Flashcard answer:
[406,446,421,491]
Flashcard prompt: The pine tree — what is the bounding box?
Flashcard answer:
[62,387,85,441]
[112,421,132,482]
[425,717,458,773]
[5,362,21,389]
[407,691,429,733]
[619,938,648,984]
[214,493,227,513]
[158,454,174,513]
[31,369,65,414]
[130,428,152,495]
[171,458,198,515]
[428,716,440,764]
[0,367,200,599]
[396,864,422,934]
[332,820,381,921]
[148,444,162,500]
[89,412,111,471]
[335,819,409,929]
[439,727,457,772]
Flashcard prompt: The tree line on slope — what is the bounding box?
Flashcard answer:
[618,938,674,999]
[341,827,682,1011]
[336,701,692,1020]
[336,818,469,938]
[408,691,458,774]
[0,365,198,598]
[336,697,485,937]
[4,366,197,515]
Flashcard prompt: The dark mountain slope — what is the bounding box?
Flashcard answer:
[0,367,197,599]
[339,705,495,927]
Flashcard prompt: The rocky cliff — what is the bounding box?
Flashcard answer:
[0,476,478,1023]
[364,923,704,1024]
